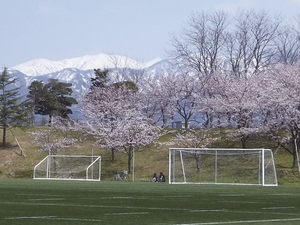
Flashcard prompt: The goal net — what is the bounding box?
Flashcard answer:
[169,148,278,186]
[33,155,101,181]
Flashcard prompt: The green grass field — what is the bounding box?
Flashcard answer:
[0,179,300,225]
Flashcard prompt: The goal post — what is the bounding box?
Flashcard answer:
[169,148,278,186]
[33,155,101,181]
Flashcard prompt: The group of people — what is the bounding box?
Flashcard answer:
[151,172,165,182]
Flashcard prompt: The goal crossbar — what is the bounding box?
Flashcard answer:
[33,155,101,181]
[169,148,278,186]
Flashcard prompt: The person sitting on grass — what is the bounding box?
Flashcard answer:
[159,172,165,182]
[151,173,158,182]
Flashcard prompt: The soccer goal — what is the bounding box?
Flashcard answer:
[33,155,101,181]
[169,148,278,186]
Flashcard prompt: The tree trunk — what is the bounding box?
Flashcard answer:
[184,118,189,129]
[48,115,53,126]
[127,153,131,174]
[292,143,300,171]
[161,108,168,128]
[2,126,6,146]
[292,135,300,170]
[204,112,212,128]
[127,147,133,173]
[111,148,115,161]
[241,135,247,149]
[293,151,298,168]
[195,157,200,173]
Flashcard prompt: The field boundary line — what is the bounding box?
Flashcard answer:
[262,206,295,209]
[5,216,101,222]
[104,212,149,215]
[175,217,300,224]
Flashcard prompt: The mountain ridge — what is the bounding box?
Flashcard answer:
[10,53,163,77]
[6,54,172,105]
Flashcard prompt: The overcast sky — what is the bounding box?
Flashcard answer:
[1,0,300,68]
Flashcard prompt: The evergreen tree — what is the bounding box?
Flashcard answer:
[0,67,30,146]
[90,69,110,89]
[27,79,78,125]
[27,80,44,125]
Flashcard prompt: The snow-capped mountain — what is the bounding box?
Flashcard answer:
[6,54,172,121]
[11,54,162,77]
[7,53,173,101]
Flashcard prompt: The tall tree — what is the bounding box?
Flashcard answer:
[79,82,161,171]
[226,10,282,76]
[275,24,300,65]
[27,79,78,125]
[140,74,177,127]
[174,73,198,129]
[27,80,44,125]
[261,64,300,169]
[199,71,263,148]
[170,11,229,76]
[0,67,30,146]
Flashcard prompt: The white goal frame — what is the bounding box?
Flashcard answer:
[33,155,101,181]
[169,148,278,186]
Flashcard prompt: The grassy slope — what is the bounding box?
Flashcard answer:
[0,127,299,184]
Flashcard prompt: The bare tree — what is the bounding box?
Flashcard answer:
[173,72,198,129]
[170,11,229,76]
[226,11,254,76]
[226,10,282,76]
[275,24,300,65]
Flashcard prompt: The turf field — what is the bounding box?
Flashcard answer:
[0,179,300,225]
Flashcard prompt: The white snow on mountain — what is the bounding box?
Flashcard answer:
[7,54,171,102]
[11,53,160,77]
[143,57,163,68]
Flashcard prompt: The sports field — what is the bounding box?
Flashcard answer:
[0,179,300,225]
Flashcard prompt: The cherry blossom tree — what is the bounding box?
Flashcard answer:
[29,116,77,155]
[260,64,300,169]
[204,63,300,168]
[172,72,199,129]
[201,72,264,148]
[79,83,162,172]
[140,74,178,127]
[168,9,300,168]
